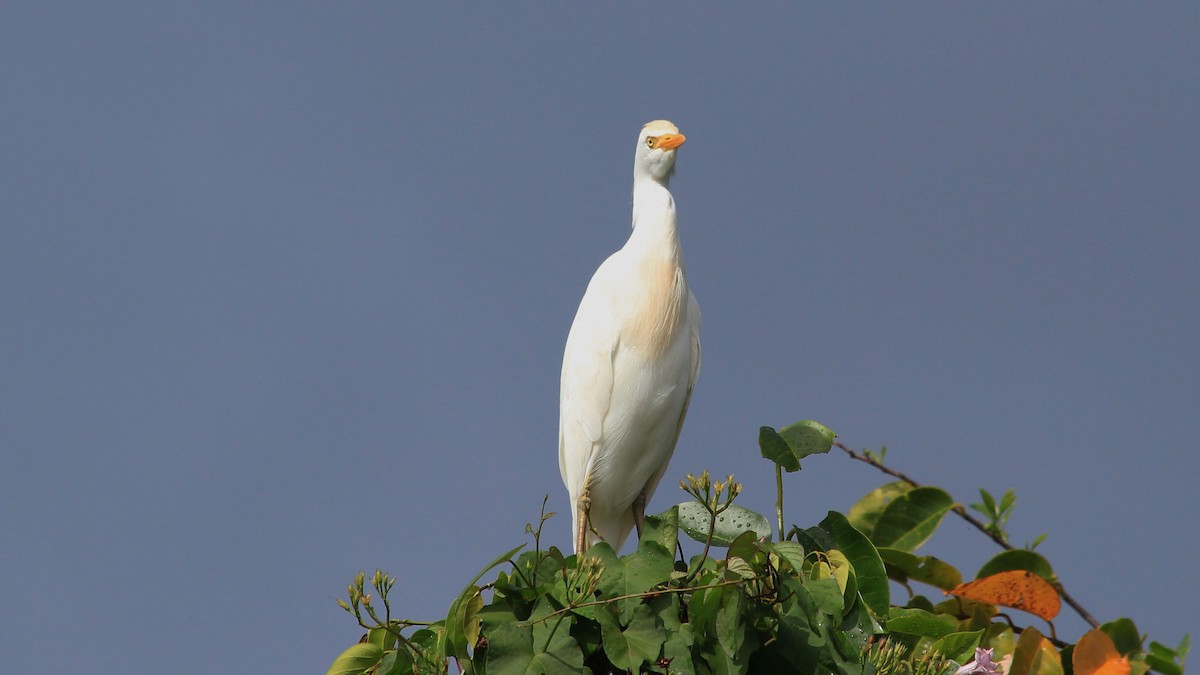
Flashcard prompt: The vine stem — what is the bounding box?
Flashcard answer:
[686,504,721,583]
[540,614,566,653]
[356,616,423,653]
[523,578,747,626]
[833,441,1099,628]
[775,464,785,542]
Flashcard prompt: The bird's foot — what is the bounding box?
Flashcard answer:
[632,492,647,541]
[575,490,591,555]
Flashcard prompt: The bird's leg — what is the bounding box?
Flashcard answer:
[575,487,591,555]
[632,492,648,542]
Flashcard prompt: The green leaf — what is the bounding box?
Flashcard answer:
[999,488,1016,512]
[483,599,584,675]
[980,489,997,513]
[1149,641,1177,661]
[374,649,413,675]
[409,627,445,672]
[976,549,1056,583]
[478,592,521,641]
[775,586,841,673]
[1146,653,1183,675]
[778,420,836,459]
[878,548,963,590]
[805,576,844,618]
[1147,636,1190,675]
[714,585,746,654]
[326,643,384,675]
[596,602,665,671]
[463,591,486,650]
[982,623,1016,660]
[688,582,723,639]
[366,626,397,651]
[444,544,526,664]
[621,606,666,662]
[906,594,936,612]
[727,530,769,573]
[931,630,984,663]
[711,585,755,675]
[1100,617,1143,656]
[644,507,680,553]
[869,486,953,552]
[568,609,602,660]
[820,511,889,617]
[596,540,673,595]
[662,624,697,675]
[759,426,800,472]
[834,596,878,662]
[847,481,913,536]
[791,525,832,554]
[770,541,807,573]
[588,541,673,621]
[677,502,772,546]
[484,617,583,675]
[886,606,956,638]
[650,595,696,675]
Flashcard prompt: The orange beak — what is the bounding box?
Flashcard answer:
[653,133,686,151]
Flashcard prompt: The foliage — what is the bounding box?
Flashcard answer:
[327,420,1189,675]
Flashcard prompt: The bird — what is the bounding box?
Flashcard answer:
[558,120,701,555]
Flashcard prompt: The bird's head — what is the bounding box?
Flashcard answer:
[635,120,686,183]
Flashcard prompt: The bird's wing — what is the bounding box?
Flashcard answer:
[686,291,701,387]
[638,290,702,503]
[558,260,622,500]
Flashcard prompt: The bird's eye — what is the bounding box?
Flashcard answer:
[645,136,656,148]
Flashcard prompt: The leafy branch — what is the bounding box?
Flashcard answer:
[833,440,1099,628]
[327,419,1186,675]
[523,576,747,627]
[679,470,742,578]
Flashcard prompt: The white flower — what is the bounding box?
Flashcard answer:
[955,648,1011,675]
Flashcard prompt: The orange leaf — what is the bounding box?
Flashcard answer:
[948,570,1061,621]
[1074,628,1132,675]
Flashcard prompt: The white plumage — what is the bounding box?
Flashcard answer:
[558,120,701,554]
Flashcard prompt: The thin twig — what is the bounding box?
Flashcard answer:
[834,442,1010,549]
[775,464,785,542]
[834,441,1099,628]
[522,578,746,626]
[687,505,720,582]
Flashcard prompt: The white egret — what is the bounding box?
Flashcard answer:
[558,120,701,555]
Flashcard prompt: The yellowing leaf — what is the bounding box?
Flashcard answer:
[825,549,852,595]
[1011,626,1063,675]
[1074,628,1132,675]
[949,570,1061,621]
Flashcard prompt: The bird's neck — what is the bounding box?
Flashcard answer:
[629,178,681,259]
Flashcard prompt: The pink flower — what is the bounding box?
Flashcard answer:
[955,648,1011,675]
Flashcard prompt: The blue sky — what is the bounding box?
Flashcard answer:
[2,3,1197,672]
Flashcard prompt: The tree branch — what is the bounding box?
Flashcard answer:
[834,441,1099,628]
